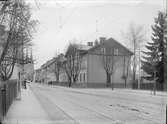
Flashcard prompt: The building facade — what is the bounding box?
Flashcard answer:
[36,37,133,88]
[59,37,133,88]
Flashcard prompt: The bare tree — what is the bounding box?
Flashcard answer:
[0,0,38,81]
[50,53,64,83]
[124,23,146,84]
[101,48,116,89]
[64,43,81,87]
[122,55,131,88]
[54,58,61,82]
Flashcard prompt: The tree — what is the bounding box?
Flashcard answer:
[142,11,166,90]
[51,53,64,82]
[122,55,131,88]
[54,58,61,82]
[0,0,37,81]
[101,48,116,89]
[125,23,146,84]
[64,43,81,87]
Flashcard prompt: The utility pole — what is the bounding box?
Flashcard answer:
[17,38,24,99]
[96,19,98,40]
[30,48,33,63]
[59,15,62,29]
[138,47,141,89]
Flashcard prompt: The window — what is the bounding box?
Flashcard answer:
[101,47,106,54]
[114,48,119,55]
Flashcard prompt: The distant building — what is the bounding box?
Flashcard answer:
[35,57,59,84]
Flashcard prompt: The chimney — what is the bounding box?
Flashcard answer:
[99,37,106,44]
[87,42,93,46]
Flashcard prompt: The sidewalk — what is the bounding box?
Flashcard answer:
[2,84,50,124]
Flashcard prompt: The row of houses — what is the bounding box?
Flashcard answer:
[35,37,134,88]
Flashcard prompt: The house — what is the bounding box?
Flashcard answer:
[35,54,65,84]
[59,37,133,88]
[39,59,56,84]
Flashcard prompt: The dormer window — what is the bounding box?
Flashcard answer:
[114,48,119,55]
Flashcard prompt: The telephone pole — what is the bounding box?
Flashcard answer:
[96,19,98,40]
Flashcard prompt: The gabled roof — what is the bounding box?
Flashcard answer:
[41,53,66,69]
[41,37,133,70]
[108,37,133,55]
[85,37,133,55]
[41,58,55,69]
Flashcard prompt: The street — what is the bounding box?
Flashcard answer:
[30,84,166,124]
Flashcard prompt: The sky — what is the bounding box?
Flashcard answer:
[28,0,165,69]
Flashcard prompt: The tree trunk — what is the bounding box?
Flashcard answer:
[133,56,136,83]
[106,73,111,87]
[111,74,114,90]
[73,75,78,83]
[68,81,71,87]
[125,78,127,88]
[56,75,59,83]
[68,77,73,87]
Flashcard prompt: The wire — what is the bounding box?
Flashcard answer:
[82,14,124,42]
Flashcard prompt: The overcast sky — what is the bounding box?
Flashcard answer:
[29,0,165,69]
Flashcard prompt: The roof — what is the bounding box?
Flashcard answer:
[108,37,133,55]
[83,37,133,55]
[65,43,92,56]
[41,58,55,69]
[41,53,66,69]
[40,37,133,70]
[75,44,92,51]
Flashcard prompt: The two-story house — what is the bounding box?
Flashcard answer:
[59,37,133,88]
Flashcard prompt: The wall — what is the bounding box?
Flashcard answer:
[10,64,20,80]
[77,55,87,85]
[24,63,34,81]
[112,56,132,88]
[86,39,133,88]
[87,54,106,84]
[59,70,68,82]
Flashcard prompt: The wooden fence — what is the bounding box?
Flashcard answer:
[0,80,17,122]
